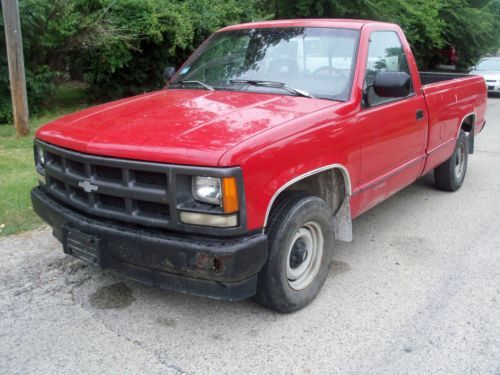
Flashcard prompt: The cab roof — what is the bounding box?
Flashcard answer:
[218,19,395,32]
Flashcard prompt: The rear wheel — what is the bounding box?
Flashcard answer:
[434,130,468,192]
[256,191,334,313]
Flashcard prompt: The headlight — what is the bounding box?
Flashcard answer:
[35,146,46,185]
[37,147,45,166]
[182,176,240,227]
[192,177,222,205]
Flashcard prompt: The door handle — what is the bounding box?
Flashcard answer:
[416,109,425,120]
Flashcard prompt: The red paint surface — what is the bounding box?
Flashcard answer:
[36,20,487,231]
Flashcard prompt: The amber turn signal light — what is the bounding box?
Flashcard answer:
[222,177,239,214]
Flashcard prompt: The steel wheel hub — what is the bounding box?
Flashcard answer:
[286,221,324,290]
[455,142,465,179]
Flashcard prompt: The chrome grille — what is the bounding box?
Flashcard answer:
[40,142,172,228]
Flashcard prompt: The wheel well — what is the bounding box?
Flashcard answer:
[280,169,346,215]
[461,114,474,133]
[461,114,475,153]
[266,167,353,242]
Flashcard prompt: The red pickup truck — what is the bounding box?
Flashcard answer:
[32,19,487,312]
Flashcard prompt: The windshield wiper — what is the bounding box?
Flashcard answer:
[230,79,314,98]
[169,80,214,91]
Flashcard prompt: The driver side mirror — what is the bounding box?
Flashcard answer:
[373,71,411,98]
[163,66,176,82]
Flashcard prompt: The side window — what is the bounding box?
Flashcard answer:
[364,31,413,106]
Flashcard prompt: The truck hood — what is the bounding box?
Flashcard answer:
[36,89,337,166]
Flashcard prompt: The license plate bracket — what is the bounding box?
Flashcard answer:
[63,227,103,266]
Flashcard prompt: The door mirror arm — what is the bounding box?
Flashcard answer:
[362,83,373,108]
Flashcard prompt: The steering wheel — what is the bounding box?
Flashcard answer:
[312,66,346,79]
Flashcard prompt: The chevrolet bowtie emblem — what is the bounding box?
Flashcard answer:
[78,180,99,193]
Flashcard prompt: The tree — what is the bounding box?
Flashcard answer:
[2,0,30,136]
[268,0,499,68]
[2,0,499,124]
[438,0,500,68]
[0,0,269,122]
[74,0,270,100]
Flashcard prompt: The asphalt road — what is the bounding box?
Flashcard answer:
[1,97,499,375]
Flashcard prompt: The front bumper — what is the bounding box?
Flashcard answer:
[32,187,268,301]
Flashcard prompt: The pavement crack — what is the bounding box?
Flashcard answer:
[81,305,187,374]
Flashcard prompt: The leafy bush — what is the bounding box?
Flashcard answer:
[0,0,268,121]
[0,61,11,122]
[78,0,269,100]
[0,0,75,123]
[0,58,59,124]
[1,0,499,124]
[271,0,500,68]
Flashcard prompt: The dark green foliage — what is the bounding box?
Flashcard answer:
[0,1,60,123]
[0,59,11,122]
[1,0,499,123]
[75,0,270,100]
[271,0,499,68]
[0,0,268,121]
[438,0,500,68]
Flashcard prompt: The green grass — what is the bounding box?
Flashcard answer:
[0,82,91,236]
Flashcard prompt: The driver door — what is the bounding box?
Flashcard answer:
[357,30,427,209]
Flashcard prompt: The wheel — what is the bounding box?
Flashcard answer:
[434,130,468,192]
[256,191,334,313]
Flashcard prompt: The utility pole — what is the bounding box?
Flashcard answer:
[2,0,29,136]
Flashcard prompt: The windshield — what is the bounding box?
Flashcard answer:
[170,27,360,101]
[475,59,500,71]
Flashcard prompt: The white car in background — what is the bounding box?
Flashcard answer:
[470,57,500,93]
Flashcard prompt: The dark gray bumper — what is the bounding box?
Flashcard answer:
[31,187,268,301]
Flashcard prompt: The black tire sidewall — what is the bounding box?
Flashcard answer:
[451,131,468,188]
[434,130,469,192]
[258,195,334,313]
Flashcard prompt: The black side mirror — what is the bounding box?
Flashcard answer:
[373,71,411,98]
[163,66,176,82]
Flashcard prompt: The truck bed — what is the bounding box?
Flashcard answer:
[419,71,470,85]
[420,73,487,175]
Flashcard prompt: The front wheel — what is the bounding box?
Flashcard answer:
[255,191,334,313]
[434,130,468,192]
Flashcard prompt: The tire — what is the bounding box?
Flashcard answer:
[434,130,468,192]
[255,191,334,313]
